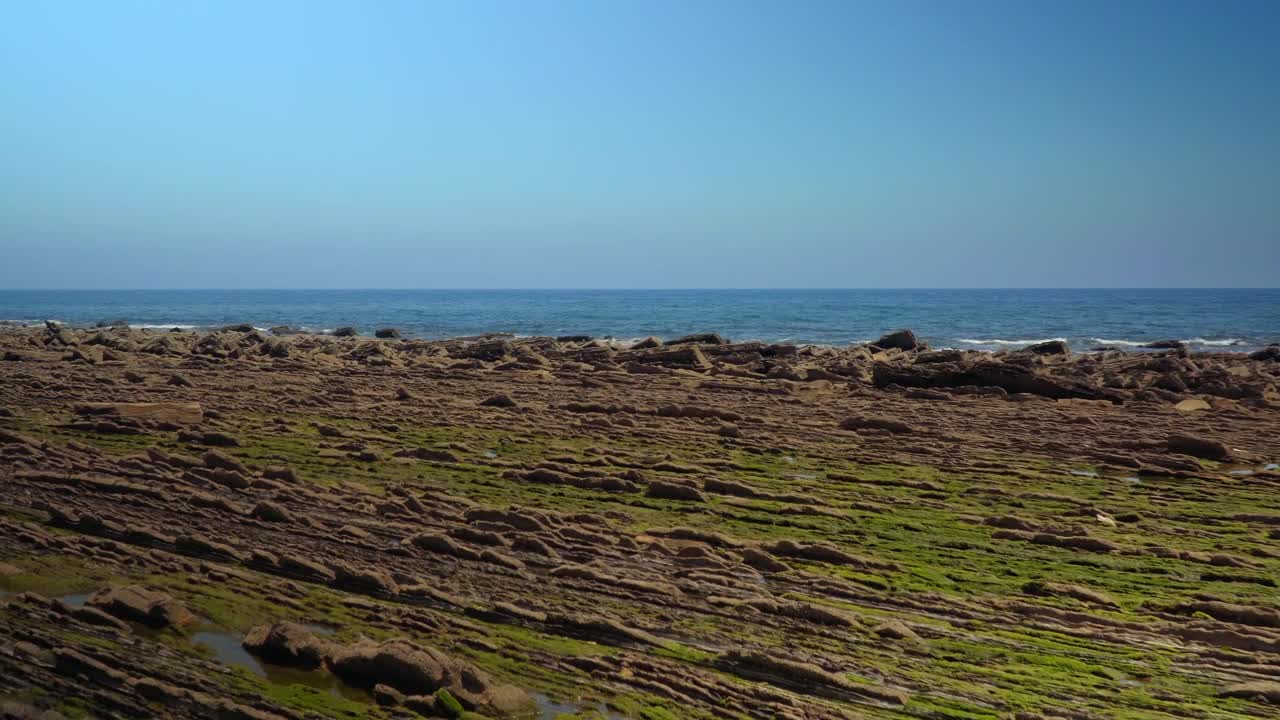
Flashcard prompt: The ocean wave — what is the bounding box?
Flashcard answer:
[1090,338,1146,347]
[957,337,1066,346]
[1182,337,1244,346]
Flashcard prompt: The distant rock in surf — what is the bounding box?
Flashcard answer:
[874,329,918,351]
[665,333,727,346]
[1024,339,1070,355]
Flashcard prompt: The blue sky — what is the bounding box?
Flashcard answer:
[1,0,1277,288]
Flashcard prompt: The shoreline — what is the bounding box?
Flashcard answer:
[2,319,1278,718]
[1,319,1272,355]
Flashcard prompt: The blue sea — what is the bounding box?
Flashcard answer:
[1,289,1276,352]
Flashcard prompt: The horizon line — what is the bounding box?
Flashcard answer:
[2,287,1277,293]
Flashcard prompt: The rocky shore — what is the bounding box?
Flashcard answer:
[1,324,1278,719]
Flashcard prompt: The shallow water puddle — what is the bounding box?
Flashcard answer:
[59,593,90,608]
[1222,462,1278,477]
[531,692,625,720]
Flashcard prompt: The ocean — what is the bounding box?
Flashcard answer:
[1,289,1276,352]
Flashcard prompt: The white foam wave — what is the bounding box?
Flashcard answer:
[1090,338,1146,347]
[957,337,1067,346]
[1182,337,1243,346]
[130,324,198,330]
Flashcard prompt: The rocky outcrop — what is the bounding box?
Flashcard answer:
[86,586,193,628]
[328,638,527,713]
[241,622,330,669]
[874,359,1124,402]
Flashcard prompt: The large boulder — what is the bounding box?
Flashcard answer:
[1167,433,1231,461]
[665,333,726,346]
[1023,340,1070,356]
[86,586,193,628]
[328,638,527,713]
[242,622,330,669]
[874,329,918,351]
[479,394,517,408]
[1249,346,1280,362]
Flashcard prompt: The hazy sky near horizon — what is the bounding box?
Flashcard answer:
[2,1,1277,289]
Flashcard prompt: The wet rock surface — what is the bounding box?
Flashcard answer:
[0,326,1278,719]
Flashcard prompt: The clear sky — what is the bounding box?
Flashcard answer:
[1,0,1277,289]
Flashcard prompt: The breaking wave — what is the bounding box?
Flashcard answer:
[1090,338,1146,347]
[1183,337,1244,346]
[956,337,1066,346]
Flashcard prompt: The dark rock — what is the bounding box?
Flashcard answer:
[375,328,401,339]
[479,394,517,408]
[874,329,918,351]
[1143,340,1185,349]
[1024,339,1071,355]
[333,326,358,337]
[665,333,726,346]
[219,324,255,333]
[1249,346,1280,361]
[1167,433,1231,461]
